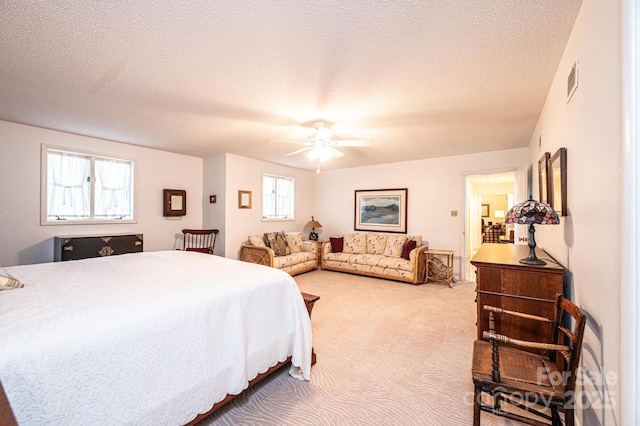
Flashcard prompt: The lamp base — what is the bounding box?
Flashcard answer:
[519,256,547,266]
[309,231,318,241]
[519,223,547,265]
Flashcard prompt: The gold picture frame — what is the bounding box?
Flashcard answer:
[549,148,567,216]
[238,190,252,209]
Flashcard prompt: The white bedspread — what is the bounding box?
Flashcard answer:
[0,251,313,425]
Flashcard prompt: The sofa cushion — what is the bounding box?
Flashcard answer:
[248,235,266,247]
[273,251,316,268]
[366,233,388,255]
[324,253,413,273]
[383,235,408,257]
[343,233,366,254]
[408,235,422,246]
[285,232,304,253]
[401,239,417,260]
[264,231,291,256]
[330,237,344,253]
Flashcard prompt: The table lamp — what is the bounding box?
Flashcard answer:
[505,198,559,265]
[304,216,322,241]
[494,210,505,223]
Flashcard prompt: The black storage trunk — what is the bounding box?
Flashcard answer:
[54,234,143,261]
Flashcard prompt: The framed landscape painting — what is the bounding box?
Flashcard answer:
[354,188,407,233]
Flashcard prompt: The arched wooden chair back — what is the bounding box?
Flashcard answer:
[182,229,219,255]
[471,294,586,426]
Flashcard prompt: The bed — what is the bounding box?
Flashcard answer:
[0,250,314,425]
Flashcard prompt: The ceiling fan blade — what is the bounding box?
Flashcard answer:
[285,147,312,156]
[271,139,310,144]
[334,139,372,147]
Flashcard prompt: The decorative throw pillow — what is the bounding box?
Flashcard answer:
[285,232,304,253]
[401,239,417,260]
[330,237,344,253]
[343,233,366,254]
[249,235,266,247]
[264,232,291,257]
[0,274,24,291]
[384,235,408,257]
[366,233,388,255]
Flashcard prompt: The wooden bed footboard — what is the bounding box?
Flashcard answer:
[0,381,17,426]
[0,293,320,426]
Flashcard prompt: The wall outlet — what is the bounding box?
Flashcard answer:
[451,210,458,217]
[519,237,528,243]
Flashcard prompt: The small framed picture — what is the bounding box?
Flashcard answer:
[238,190,252,209]
[481,204,490,218]
[209,195,217,204]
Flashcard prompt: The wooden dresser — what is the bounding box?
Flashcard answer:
[471,243,565,353]
[54,234,143,261]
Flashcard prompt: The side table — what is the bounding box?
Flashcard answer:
[311,240,326,268]
[426,249,455,288]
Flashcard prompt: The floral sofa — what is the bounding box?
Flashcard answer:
[321,233,428,284]
[239,232,318,276]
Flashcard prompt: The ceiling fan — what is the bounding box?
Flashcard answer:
[282,121,372,172]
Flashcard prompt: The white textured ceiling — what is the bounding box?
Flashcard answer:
[0,1,582,171]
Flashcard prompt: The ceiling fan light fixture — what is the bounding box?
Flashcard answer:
[305,145,334,162]
[318,146,334,162]
[305,147,320,161]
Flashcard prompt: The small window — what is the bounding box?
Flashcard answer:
[262,173,294,220]
[41,145,137,224]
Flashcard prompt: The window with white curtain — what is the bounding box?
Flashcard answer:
[262,173,294,220]
[42,145,137,224]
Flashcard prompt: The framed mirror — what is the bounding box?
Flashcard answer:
[538,152,551,204]
[238,190,252,209]
[163,189,186,217]
[549,148,567,216]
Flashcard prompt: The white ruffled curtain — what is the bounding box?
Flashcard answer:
[262,175,276,219]
[262,175,294,219]
[47,152,90,219]
[95,158,132,219]
[276,177,293,219]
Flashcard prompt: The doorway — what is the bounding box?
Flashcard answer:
[463,172,516,280]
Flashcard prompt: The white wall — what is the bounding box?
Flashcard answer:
[203,154,226,255]
[313,148,528,278]
[527,0,621,423]
[220,153,316,259]
[0,120,203,267]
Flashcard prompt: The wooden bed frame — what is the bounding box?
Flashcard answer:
[0,292,319,426]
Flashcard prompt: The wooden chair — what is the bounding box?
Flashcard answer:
[471,294,586,426]
[182,229,219,254]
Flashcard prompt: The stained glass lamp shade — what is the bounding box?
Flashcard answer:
[505,198,560,265]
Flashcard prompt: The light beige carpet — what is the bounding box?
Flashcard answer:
[200,270,513,425]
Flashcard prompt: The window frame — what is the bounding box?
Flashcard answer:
[40,144,138,225]
[261,172,295,222]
